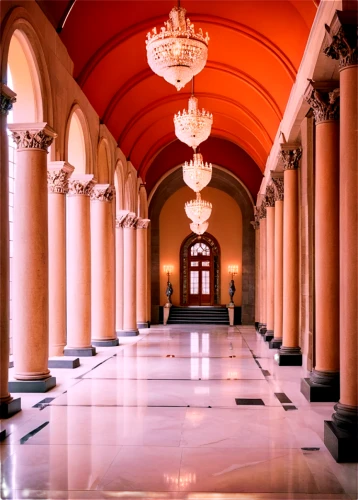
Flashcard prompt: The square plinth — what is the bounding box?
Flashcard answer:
[301,378,340,402]
[9,377,56,393]
[137,322,150,329]
[0,429,6,441]
[269,339,282,349]
[48,357,80,369]
[92,339,119,347]
[275,352,302,366]
[264,331,274,342]
[64,347,96,357]
[0,397,21,418]
[324,421,358,463]
[117,330,139,337]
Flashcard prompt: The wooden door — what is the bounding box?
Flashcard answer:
[188,242,213,305]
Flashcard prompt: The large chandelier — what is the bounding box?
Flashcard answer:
[190,221,209,235]
[185,192,212,224]
[146,6,209,91]
[183,153,212,192]
[174,95,213,149]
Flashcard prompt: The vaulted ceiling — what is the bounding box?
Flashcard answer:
[37,0,318,196]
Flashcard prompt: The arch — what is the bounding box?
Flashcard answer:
[0,8,53,125]
[124,172,136,213]
[114,160,125,214]
[97,137,110,183]
[65,103,92,174]
[180,232,221,306]
[138,183,148,219]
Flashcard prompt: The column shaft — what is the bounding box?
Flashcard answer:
[270,199,284,348]
[254,225,260,330]
[265,205,275,338]
[259,215,267,333]
[121,213,139,336]
[136,219,150,329]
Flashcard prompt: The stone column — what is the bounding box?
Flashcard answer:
[258,204,267,335]
[323,12,358,462]
[136,218,150,329]
[7,123,57,392]
[270,176,284,349]
[264,185,275,342]
[90,184,118,346]
[0,85,21,417]
[277,146,302,366]
[65,175,96,357]
[47,162,74,358]
[251,210,260,332]
[301,82,340,402]
[119,213,139,336]
[115,210,129,335]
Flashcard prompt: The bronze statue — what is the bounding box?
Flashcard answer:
[229,279,236,304]
[166,281,173,304]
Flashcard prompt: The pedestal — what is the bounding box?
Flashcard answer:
[163,303,172,325]
[9,377,56,393]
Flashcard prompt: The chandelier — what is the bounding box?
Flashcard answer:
[190,221,209,235]
[183,153,212,192]
[174,95,213,149]
[185,192,212,224]
[145,6,209,91]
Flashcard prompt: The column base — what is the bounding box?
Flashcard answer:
[0,429,6,441]
[92,339,119,347]
[269,338,282,349]
[9,360,14,368]
[324,404,358,463]
[137,322,150,329]
[275,347,302,366]
[9,377,56,393]
[0,397,22,418]
[264,330,274,342]
[64,347,96,357]
[258,324,267,335]
[117,329,139,337]
[48,357,80,369]
[301,370,340,402]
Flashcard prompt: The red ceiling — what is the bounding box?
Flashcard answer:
[37,0,318,195]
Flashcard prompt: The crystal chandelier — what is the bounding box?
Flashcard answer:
[185,192,212,224]
[145,6,209,91]
[183,152,212,192]
[174,95,213,149]
[190,221,209,235]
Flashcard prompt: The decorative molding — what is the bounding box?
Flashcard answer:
[279,146,302,170]
[8,123,57,152]
[324,12,358,69]
[47,162,74,195]
[91,184,115,202]
[271,176,284,201]
[304,82,340,123]
[257,202,267,220]
[265,184,276,208]
[137,218,150,229]
[0,84,16,116]
[115,210,130,228]
[68,174,96,196]
[122,212,138,229]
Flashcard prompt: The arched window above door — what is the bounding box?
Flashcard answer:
[190,243,210,257]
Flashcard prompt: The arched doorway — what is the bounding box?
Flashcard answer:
[180,233,220,306]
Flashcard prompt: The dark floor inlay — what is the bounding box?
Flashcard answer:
[262,370,271,376]
[282,405,298,411]
[301,447,320,451]
[235,398,265,406]
[166,354,175,358]
[20,422,49,444]
[274,392,292,404]
[33,398,55,408]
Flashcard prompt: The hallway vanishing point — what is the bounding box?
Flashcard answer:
[1,325,357,499]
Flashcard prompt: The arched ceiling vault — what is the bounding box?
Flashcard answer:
[37,0,319,194]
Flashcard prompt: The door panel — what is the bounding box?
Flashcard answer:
[188,243,213,305]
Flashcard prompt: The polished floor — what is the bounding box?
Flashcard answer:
[1,325,357,499]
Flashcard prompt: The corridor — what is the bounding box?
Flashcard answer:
[1,325,356,499]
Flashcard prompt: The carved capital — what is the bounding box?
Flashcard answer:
[137,218,150,229]
[0,84,16,115]
[279,146,302,170]
[68,174,96,196]
[265,185,276,208]
[8,122,57,152]
[250,219,260,230]
[324,12,358,69]
[91,184,115,202]
[271,176,284,201]
[115,210,130,228]
[122,212,138,229]
[257,202,267,220]
[304,82,340,123]
[47,162,74,194]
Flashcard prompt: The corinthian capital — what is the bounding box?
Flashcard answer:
[323,11,358,69]
[271,176,284,201]
[1,84,16,116]
[304,82,340,123]
[137,218,150,229]
[265,185,276,208]
[257,202,267,220]
[68,174,96,196]
[47,161,74,194]
[91,184,115,202]
[122,212,138,229]
[115,210,130,228]
[279,145,302,170]
[8,122,57,152]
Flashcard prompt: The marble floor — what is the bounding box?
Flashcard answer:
[1,325,357,499]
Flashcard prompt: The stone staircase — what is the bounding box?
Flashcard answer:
[167,306,230,325]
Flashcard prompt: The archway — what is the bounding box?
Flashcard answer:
[180,233,220,306]
[66,106,87,173]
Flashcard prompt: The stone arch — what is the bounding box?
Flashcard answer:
[114,160,125,214]
[124,172,136,213]
[65,103,92,174]
[138,183,148,219]
[97,137,110,183]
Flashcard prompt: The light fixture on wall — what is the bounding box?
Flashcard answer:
[163,265,174,281]
[183,152,212,192]
[174,80,213,149]
[145,5,209,91]
[228,265,238,280]
[190,220,209,235]
[185,192,212,224]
